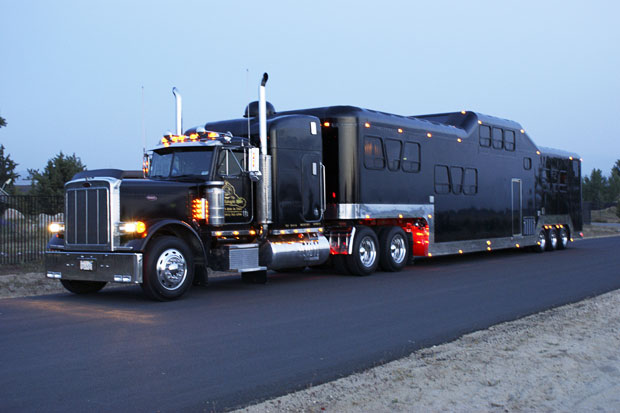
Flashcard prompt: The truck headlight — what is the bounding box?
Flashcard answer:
[49,222,65,234]
[118,221,146,234]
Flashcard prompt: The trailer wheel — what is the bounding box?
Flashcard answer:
[546,228,558,251]
[379,227,409,272]
[534,229,547,253]
[557,227,569,250]
[346,227,379,276]
[141,236,194,301]
[60,280,107,294]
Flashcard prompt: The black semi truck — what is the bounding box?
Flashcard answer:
[45,74,582,300]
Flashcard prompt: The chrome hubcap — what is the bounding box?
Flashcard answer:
[390,234,407,264]
[559,228,569,247]
[156,248,187,291]
[549,230,558,249]
[538,230,546,250]
[359,236,377,268]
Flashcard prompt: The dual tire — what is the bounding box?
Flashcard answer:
[535,226,569,253]
[338,226,409,276]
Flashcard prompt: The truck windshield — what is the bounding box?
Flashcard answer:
[149,148,214,179]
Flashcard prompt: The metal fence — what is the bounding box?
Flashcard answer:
[0,195,64,265]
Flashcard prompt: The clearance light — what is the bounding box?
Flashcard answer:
[478,120,482,125]
[486,240,491,245]
[280,230,286,234]
[457,138,462,143]
[487,247,492,251]
[323,122,330,127]
[516,244,520,248]
[427,214,432,219]
[332,192,336,199]
[427,253,432,257]
[208,132,219,138]
[192,198,208,221]
[569,156,573,160]
[249,230,256,235]
[49,222,65,233]
[570,238,574,242]
[215,231,223,236]
[461,110,466,115]
[399,214,403,219]
[458,249,463,254]
[233,231,239,236]
[520,129,525,134]
[426,132,432,138]
[293,229,299,233]
[537,241,541,246]
[398,128,403,134]
[365,215,370,219]
[318,228,324,233]
[364,122,371,128]
[536,150,541,155]
[306,228,312,233]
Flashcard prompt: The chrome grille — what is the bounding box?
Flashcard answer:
[66,186,110,246]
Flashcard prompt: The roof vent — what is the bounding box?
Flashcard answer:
[244,100,275,118]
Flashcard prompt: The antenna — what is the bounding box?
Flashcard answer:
[141,86,146,153]
[246,68,251,138]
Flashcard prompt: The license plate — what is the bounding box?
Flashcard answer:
[79,260,94,271]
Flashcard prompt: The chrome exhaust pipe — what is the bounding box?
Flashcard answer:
[172,87,182,135]
[257,73,272,225]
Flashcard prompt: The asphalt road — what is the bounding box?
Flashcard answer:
[1,237,619,412]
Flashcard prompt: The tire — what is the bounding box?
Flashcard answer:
[546,227,558,251]
[345,226,379,276]
[557,227,569,250]
[141,236,194,301]
[379,226,409,272]
[534,229,547,253]
[60,280,106,294]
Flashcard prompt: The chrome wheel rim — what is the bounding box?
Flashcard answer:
[359,236,377,268]
[538,230,546,250]
[390,234,407,264]
[156,248,187,291]
[559,228,569,247]
[549,230,558,249]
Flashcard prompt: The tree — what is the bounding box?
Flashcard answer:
[0,116,6,128]
[608,160,620,204]
[582,168,608,209]
[0,144,19,194]
[28,152,86,198]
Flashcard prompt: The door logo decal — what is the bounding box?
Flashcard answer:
[223,181,247,217]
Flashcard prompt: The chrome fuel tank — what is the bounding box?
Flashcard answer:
[259,233,330,270]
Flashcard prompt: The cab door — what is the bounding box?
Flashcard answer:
[215,148,253,224]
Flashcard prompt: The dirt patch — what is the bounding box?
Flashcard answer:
[235,289,620,412]
[591,207,620,224]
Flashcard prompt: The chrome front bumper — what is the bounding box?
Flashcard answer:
[45,251,143,284]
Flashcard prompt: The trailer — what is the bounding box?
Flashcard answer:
[45,74,582,300]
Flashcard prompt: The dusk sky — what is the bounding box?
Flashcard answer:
[1,1,619,180]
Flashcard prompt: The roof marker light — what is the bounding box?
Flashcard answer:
[457,138,462,143]
[478,120,482,125]
[364,122,370,128]
[458,249,463,254]
[461,110,466,115]
[536,150,541,155]
[398,128,403,133]
[520,129,525,133]
[426,132,432,138]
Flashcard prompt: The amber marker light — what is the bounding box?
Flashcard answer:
[486,240,491,245]
[487,247,492,251]
[478,120,482,125]
[364,122,371,128]
[536,150,541,155]
[399,214,403,219]
[427,214,432,219]
[520,129,525,134]
[249,230,256,235]
[458,249,463,254]
[398,128,403,134]
[323,121,330,127]
[457,138,462,143]
[516,243,520,248]
[233,231,239,236]
[208,132,218,138]
[135,221,146,234]
[215,231,223,236]
[426,132,432,138]
[427,253,432,257]
[461,110,466,115]
[569,156,573,160]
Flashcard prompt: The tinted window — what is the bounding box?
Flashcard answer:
[217,149,244,177]
[364,136,385,170]
[463,168,478,195]
[150,148,214,178]
[434,165,451,194]
[523,157,532,170]
[402,142,421,173]
[479,125,491,147]
[451,167,463,194]
[384,139,402,171]
[505,130,515,151]
[492,128,503,149]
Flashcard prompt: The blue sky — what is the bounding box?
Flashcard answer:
[1,1,619,179]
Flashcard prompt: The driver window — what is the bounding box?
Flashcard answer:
[217,149,244,177]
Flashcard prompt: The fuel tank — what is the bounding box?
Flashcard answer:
[259,233,330,270]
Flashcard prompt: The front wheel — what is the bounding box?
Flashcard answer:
[60,280,107,294]
[141,236,194,301]
[345,227,379,276]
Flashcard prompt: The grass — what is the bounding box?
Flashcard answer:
[591,207,620,223]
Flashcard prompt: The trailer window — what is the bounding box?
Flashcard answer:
[402,142,420,173]
[463,168,478,195]
[451,167,463,194]
[505,130,515,151]
[479,125,491,147]
[364,136,385,170]
[523,157,532,170]
[492,128,503,149]
[384,139,402,171]
[434,165,451,194]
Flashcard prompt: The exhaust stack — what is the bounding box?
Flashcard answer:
[172,87,182,135]
[257,73,272,225]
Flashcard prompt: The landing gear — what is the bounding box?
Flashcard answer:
[141,236,194,301]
